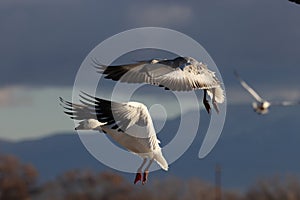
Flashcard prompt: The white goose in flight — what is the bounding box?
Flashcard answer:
[60,92,168,184]
[234,70,300,114]
[93,56,225,114]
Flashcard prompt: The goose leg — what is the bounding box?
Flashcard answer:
[203,89,211,114]
[142,158,154,185]
[134,158,147,184]
[211,88,220,113]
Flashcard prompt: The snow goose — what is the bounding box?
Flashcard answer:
[59,92,168,184]
[234,70,300,114]
[93,56,225,114]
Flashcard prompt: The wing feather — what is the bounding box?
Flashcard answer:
[60,92,155,138]
[272,101,300,106]
[234,70,264,102]
[94,57,223,92]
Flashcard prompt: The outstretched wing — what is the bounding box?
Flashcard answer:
[271,101,300,107]
[94,57,223,94]
[93,58,174,85]
[60,92,155,138]
[234,70,264,102]
[153,62,222,92]
[59,97,97,120]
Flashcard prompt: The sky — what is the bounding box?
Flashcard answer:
[0,0,300,141]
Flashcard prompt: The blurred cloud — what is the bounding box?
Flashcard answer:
[0,87,16,106]
[0,87,73,141]
[0,84,298,141]
[0,86,31,107]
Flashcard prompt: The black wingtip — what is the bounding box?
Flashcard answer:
[233,69,239,77]
[59,97,65,104]
[63,110,74,115]
[91,57,107,73]
[80,91,93,98]
[233,69,243,82]
[79,92,98,105]
[80,91,108,104]
[59,97,67,107]
[59,97,74,107]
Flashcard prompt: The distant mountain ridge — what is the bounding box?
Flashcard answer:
[1,105,300,190]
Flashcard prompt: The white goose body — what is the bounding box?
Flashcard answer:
[60,93,168,184]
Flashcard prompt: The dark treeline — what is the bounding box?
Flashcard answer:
[1,154,300,200]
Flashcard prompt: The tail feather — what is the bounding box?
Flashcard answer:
[154,151,168,171]
[207,86,225,103]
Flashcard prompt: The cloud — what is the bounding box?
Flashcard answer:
[0,86,31,107]
[128,3,193,26]
[0,87,73,141]
[0,87,14,106]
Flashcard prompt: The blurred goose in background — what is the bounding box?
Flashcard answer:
[93,56,225,114]
[60,92,168,185]
[234,70,300,114]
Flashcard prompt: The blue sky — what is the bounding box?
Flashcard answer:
[0,0,300,141]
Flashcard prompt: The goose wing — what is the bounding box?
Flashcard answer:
[60,92,156,138]
[234,70,264,102]
[271,100,300,107]
[94,57,223,94]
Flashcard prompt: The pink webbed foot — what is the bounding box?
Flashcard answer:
[142,171,149,185]
[134,172,142,184]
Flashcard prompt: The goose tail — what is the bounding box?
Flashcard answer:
[207,86,225,103]
[154,151,168,171]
